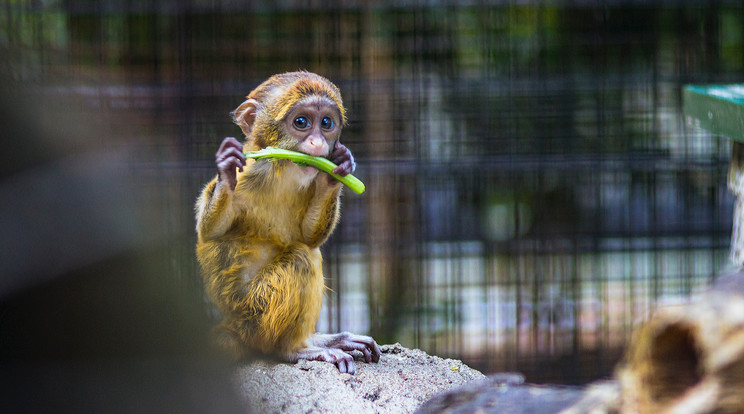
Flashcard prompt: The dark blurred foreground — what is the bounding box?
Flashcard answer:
[0,72,243,412]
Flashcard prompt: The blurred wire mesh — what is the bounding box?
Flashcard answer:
[2,1,742,384]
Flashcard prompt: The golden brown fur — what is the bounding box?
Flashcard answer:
[195,171,336,356]
[194,72,379,372]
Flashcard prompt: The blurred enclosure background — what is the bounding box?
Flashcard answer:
[2,0,743,386]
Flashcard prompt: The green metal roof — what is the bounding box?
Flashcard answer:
[683,84,744,141]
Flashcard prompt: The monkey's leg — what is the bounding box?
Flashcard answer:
[240,243,327,354]
[211,243,373,374]
[248,246,382,374]
[200,241,319,359]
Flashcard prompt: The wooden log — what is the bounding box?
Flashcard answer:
[729,142,744,266]
[615,272,744,414]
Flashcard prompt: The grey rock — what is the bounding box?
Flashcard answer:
[234,343,485,414]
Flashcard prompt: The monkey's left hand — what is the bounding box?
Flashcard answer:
[328,141,356,178]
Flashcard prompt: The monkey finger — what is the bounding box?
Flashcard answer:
[362,338,381,361]
[371,344,381,362]
[332,150,355,174]
[224,136,244,149]
[218,157,244,174]
[217,155,246,175]
[332,160,353,176]
[216,154,244,168]
[217,147,246,165]
[345,359,357,375]
[332,156,352,172]
[351,335,381,362]
[361,347,373,363]
[360,341,380,363]
[216,160,233,172]
[217,136,243,155]
[331,146,351,161]
[339,338,378,363]
[338,358,355,374]
[340,340,366,353]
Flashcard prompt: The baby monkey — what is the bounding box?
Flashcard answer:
[195,71,380,374]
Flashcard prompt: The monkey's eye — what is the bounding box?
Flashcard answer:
[293,116,309,129]
[320,117,334,130]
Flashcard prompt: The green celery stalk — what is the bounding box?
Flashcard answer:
[245,146,365,194]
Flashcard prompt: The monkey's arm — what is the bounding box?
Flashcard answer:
[195,137,246,242]
[301,183,341,248]
[300,141,356,247]
[195,177,239,241]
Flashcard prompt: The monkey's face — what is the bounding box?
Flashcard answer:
[282,96,342,158]
[235,72,347,156]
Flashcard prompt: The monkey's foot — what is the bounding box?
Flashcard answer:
[293,346,358,374]
[310,332,382,364]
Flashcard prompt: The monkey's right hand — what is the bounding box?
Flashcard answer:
[216,137,246,192]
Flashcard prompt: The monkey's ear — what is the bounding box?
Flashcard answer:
[232,98,259,137]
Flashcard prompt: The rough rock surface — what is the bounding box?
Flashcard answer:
[234,343,485,413]
[416,374,584,414]
[417,376,621,414]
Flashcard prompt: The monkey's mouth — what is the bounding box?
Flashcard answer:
[291,150,329,175]
[301,149,330,158]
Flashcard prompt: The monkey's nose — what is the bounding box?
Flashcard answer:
[306,136,328,156]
